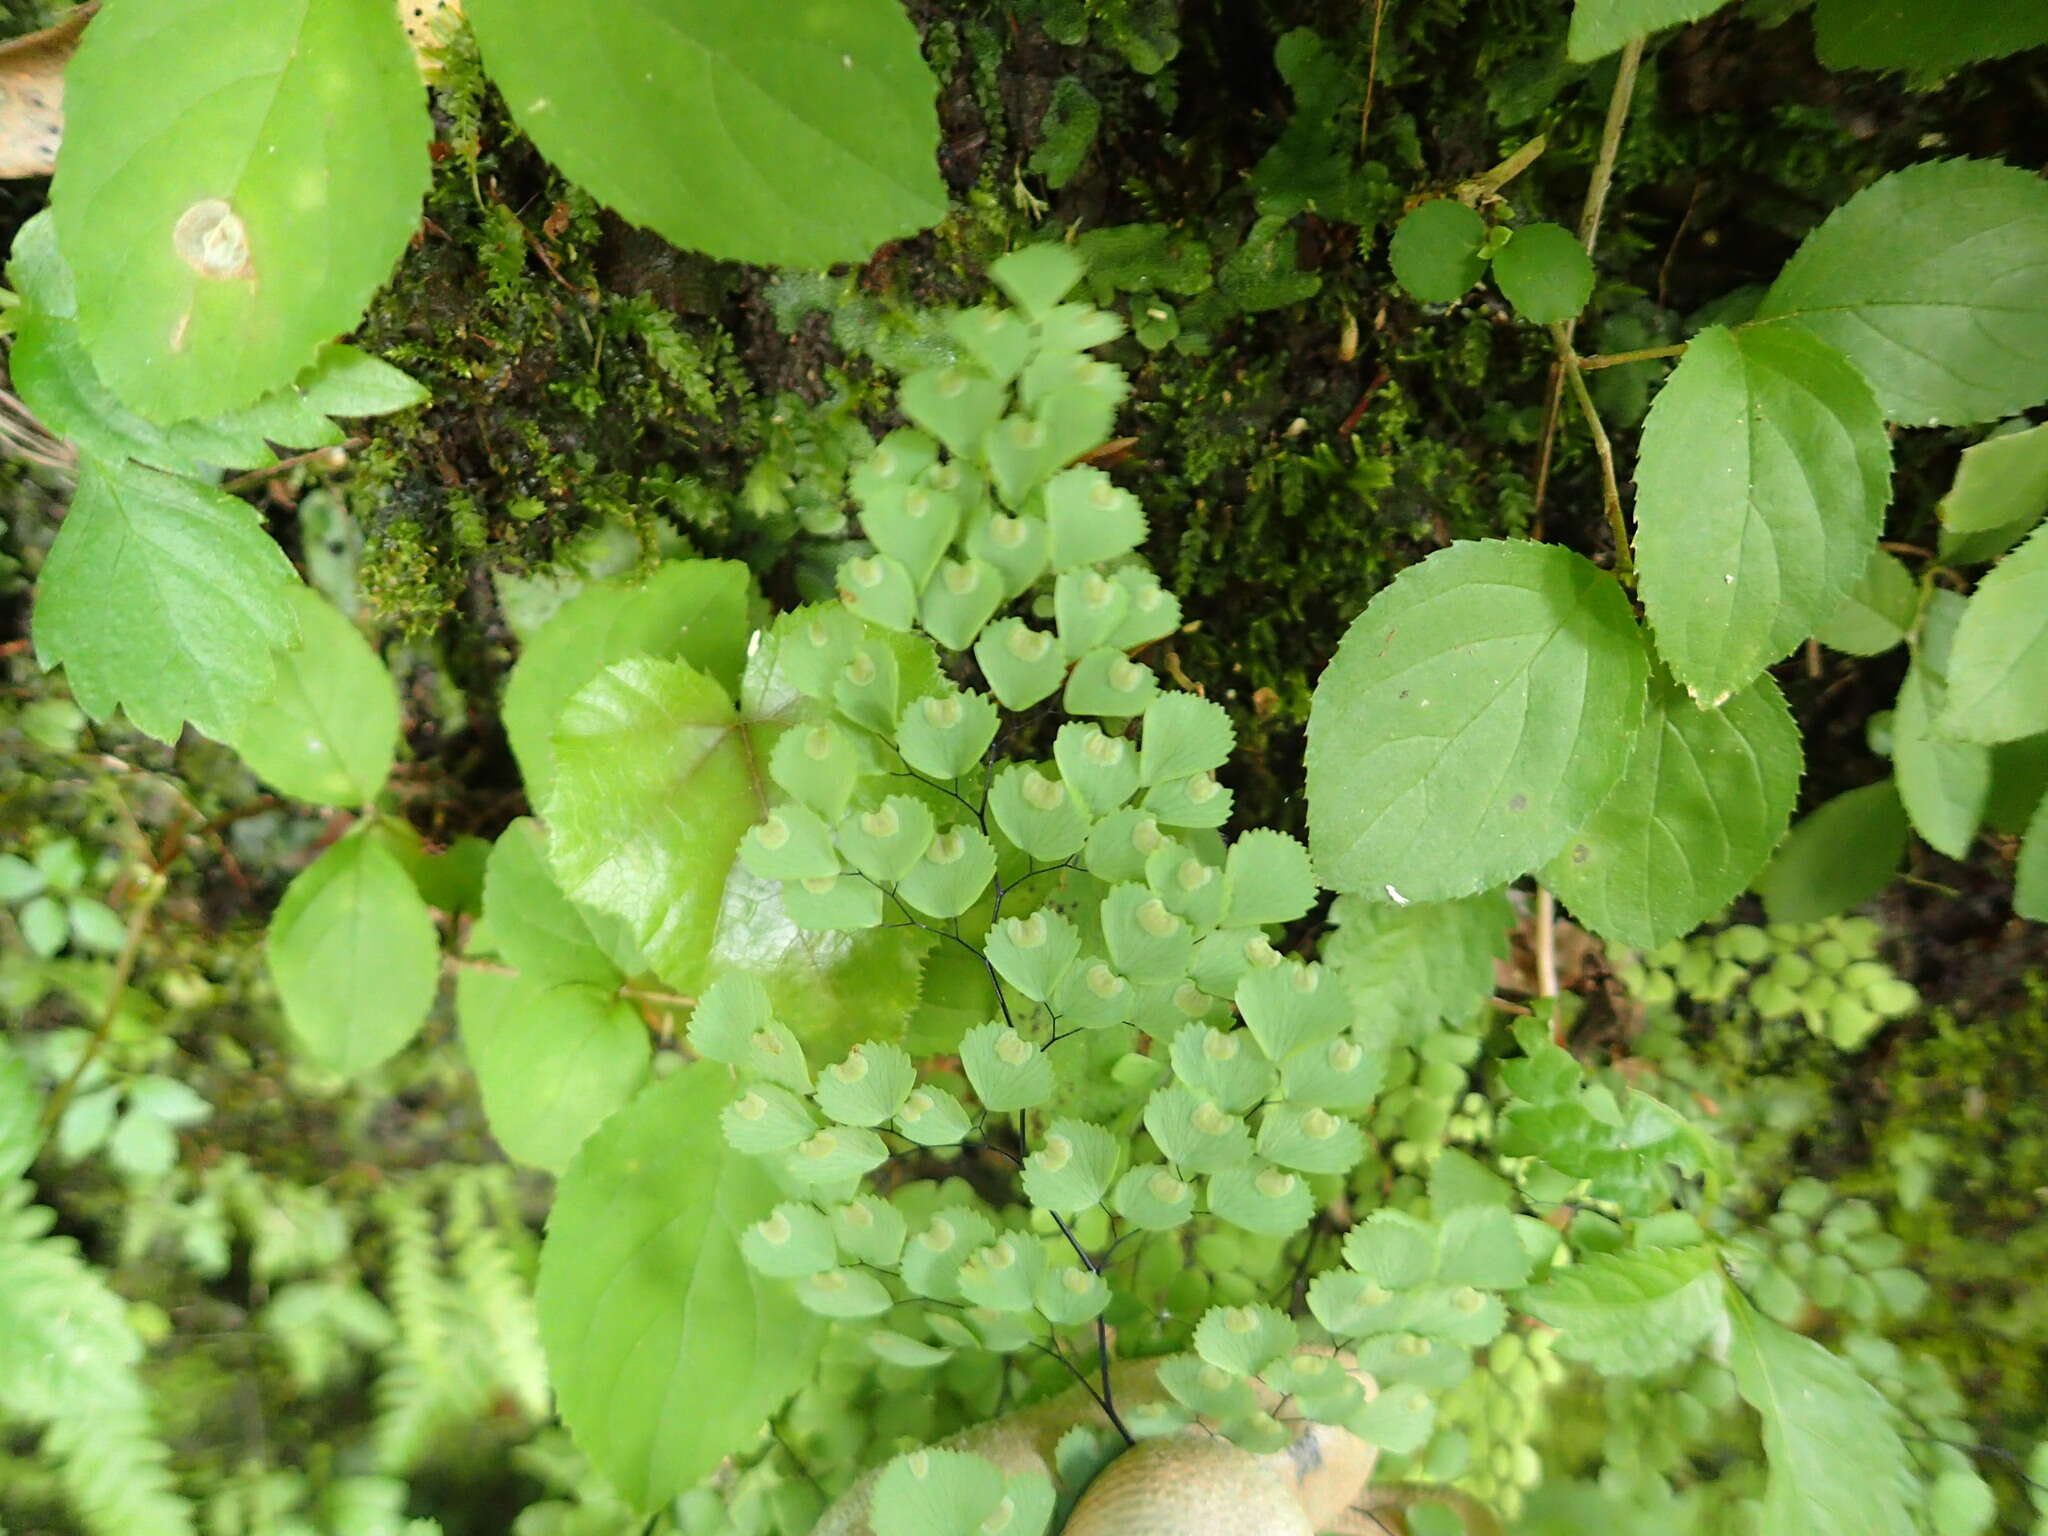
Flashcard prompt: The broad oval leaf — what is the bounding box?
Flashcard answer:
[1754,780,1908,924]
[537,1063,822,1510]
[1753,159,2048,426]
[504,559,750,808]
[33,454,301,742]
[1939,422,2048,537]
[1519,1245,1726,1376]
[1635,325,1891,703]
[1567,0,1733,61]
[1306,540,1649,902]
[1545,672,1801,950]
[455,970,649,1173]
[52,0,432,420]
[545,657,767,992]
[267,830,441,1076]
[1727,1294,1916,1536]
[229,587,399,806]
[1894,591,1991,857]
[1939,523,2048,745]
[465,0,945,269]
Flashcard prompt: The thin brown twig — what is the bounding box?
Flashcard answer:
[221,440,362,495]
[1531,36,1647,531]
[1577,343,1688,371]
[1551,323,1634,583]
[1358,0,1387,153]
[37,872,164,1134]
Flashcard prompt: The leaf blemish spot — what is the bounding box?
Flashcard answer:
[173,199,253,280]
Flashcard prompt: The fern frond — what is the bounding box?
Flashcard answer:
[448,1174,549,1418]
[0,1182,195,1536]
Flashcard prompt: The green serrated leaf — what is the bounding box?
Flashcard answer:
[1221,829,1317,926]
[1939,523,2048,745]
[960,1021,1054,1112]
[1307,540,1649,901]
[1753,159,2048,426]
[1812,0,2048,76]
[538,1063,821,1510]
[52,0,431,419]
[1814,547,1919,657]
[1520,1245,1725,1375]
[546,657,768,993]
[1567,0,1733,60]
[267,831,440,1077]
[1020,1118,1121,1214]
[741,1203,836,1279]
[1755,780,1909,923]
[1111,1163,1195,1230]
[1726,1291,1916,1536]
[1321,889,1511,1043]
[466,0,944,270]
[504,560,750,807]
[1544,672,1802,949]
[814,1041,917,1128]
[1635,325,1891,702]
[1940,422,2048,536]
[228,586,397,806]
[293,342,428,417]
[33,455,301,742]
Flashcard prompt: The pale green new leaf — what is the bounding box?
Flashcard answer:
[1894,591,1991,857]
[9,306,203,475]
[1939,423,2048,536]
[1321,890,1513,1043]
[1568,0,1734,61]
[1755,781,1909,923]
[545,657,767,993]
[228,587,398,806]
[1545,673,1801,949]
[504,560,750,806]
[51,0,432,419]
[454,970,649,1174]
[1939,524,2048,744]
[267,832,441,1076]
[33,455,300,742]
[1753,159,2048,426]
[1635,325,1891,702]
[1520,1246,1725,1375]
[466,0,945,269]
[1726,1292,1915,1536]
[699,868,934,1063]
[537,1064,821,1510]
[1306,540,1648,901]
[294,343,430,417]
[1812,0,2048,76]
